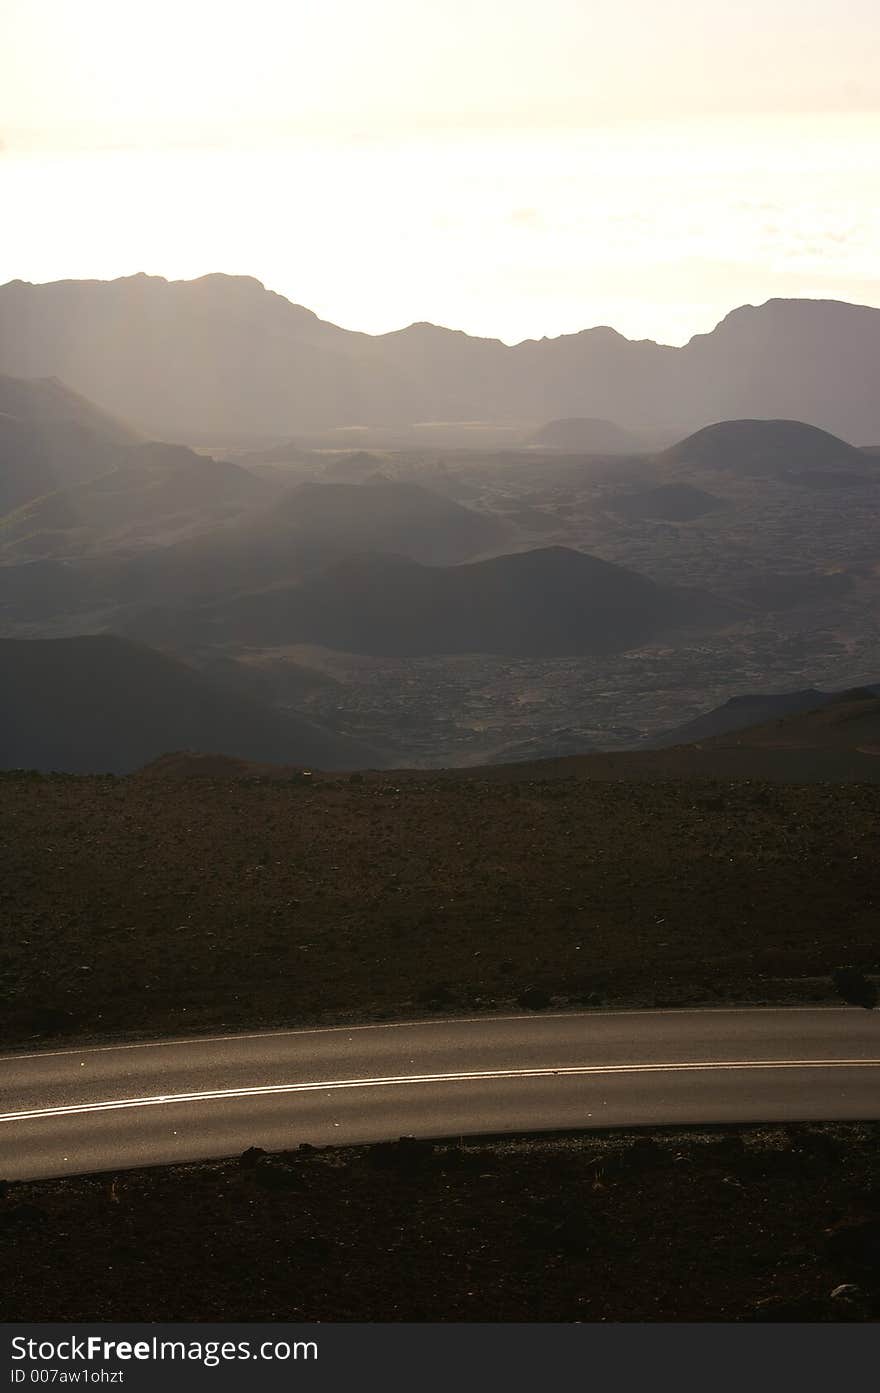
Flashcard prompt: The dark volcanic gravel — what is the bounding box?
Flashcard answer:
[1,771,879,1045]
[2,1126,879,1322]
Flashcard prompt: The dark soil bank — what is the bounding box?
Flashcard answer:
[2,772,879,1045]
[3,1126,879,1321]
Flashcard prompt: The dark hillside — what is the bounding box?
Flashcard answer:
[179,545,726,657]
[0,635,376,773]
[648,689,834,748]
[0,374,141,513]
[257,473,509,564]
[662,419,861,476]
[0,442,268,559]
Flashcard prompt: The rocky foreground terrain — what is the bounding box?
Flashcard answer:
[3,1125,878,1321]
[2,768,878,1046]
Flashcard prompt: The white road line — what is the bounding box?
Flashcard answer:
[3,1058,879,1124]
[0,1005,862,1063]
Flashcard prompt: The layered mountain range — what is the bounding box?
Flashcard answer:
[2,275,879,442]
[2,296,879,774]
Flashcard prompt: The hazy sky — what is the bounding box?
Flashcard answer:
[3,0,879,343]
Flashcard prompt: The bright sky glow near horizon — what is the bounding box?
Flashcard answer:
[3,0,879,344]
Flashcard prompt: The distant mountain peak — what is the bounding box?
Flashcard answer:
[705,295,880,334]
[389,320,504,347]
[580,325,625,340]
[103,271,272,295]
[188,272,267,292]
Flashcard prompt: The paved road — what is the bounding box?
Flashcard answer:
[2,1007,878,1180]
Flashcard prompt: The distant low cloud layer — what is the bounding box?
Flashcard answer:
[2,2,878,344]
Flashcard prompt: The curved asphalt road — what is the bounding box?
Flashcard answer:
[2,1007,879,1180]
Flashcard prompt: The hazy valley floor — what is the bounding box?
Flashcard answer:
[1,770,878,1047]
